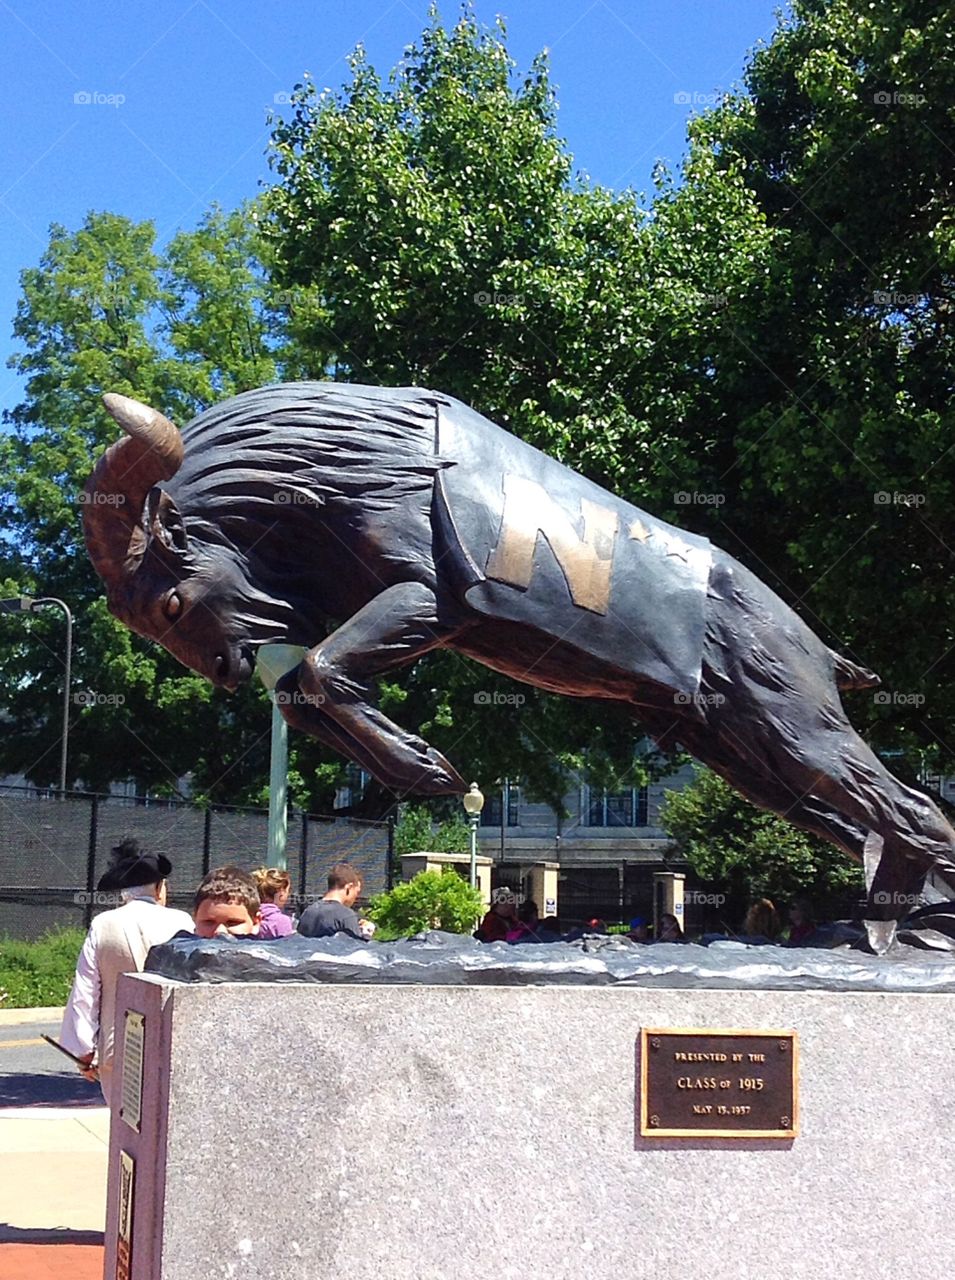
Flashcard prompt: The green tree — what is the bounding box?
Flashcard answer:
[9,0,951,840]
[392,805,433,861]
[638,0,955,783]
[0,207,338,803]
[394,804,470,856]
[660,769,864,922]
[264,6,771,813]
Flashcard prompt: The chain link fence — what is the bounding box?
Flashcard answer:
[0,785,393,940]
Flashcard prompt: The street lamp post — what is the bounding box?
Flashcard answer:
[254,643,308,869]
[0,595,73,795]
[499,776,507,863]
[462,782,485,889]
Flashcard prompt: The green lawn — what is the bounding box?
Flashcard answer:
[0,927,85,1008]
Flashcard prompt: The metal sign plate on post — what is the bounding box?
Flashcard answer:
[639,1027,798,1138]
[120,1011,145,1133]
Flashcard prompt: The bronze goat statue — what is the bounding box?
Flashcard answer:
[83,382,955,949]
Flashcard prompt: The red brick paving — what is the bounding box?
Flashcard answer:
[0,1243,103,1278]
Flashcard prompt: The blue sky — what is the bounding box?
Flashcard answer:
[0,0,784,414]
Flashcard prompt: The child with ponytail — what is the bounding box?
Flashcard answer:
[251,866,295,938]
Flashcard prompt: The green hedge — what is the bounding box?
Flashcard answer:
[0,927,85,1009]
[368,869,484,937]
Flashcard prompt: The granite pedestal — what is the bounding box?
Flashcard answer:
[105,972,955,1280]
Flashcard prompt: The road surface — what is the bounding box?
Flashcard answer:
[0,1015,102,1107]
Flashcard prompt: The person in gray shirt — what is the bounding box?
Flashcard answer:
[297,861,369,939]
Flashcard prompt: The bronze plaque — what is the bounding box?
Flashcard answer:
[639,1027,798,1138]
[120,1011,144,1134]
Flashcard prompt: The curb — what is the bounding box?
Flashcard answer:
[0,1106,109,1120]
[0,1006,65,1026]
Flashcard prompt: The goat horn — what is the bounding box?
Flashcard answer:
[83,394,184,588]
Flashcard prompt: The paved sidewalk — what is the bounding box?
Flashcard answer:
[0,1009,106,1278]
[0,1008,66,1026]
[0,1241,104,1278]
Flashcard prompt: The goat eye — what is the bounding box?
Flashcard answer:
[165,592,182,619]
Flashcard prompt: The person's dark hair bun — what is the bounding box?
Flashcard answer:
[108,837,141,866]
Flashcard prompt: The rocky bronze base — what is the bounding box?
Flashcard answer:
[145,925,955,993]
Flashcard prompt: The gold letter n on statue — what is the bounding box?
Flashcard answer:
[485,474,618,615]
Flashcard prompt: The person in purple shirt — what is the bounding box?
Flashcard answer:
[251,867,295,938]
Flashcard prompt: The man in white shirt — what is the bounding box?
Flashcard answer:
[60,838,194,1104]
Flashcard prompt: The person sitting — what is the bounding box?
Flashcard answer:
[536,915,563,941]
[506,899,541,943]
[194,866,262,938]
[297,862,368,940]
[626,915,650,943]
[60,838,194,1103]
[656,912,685,942]
[785,897,817,946]
[252,866,295,938]
[477,891,519,942]
[741,897,781,944]
[563,916,608,942]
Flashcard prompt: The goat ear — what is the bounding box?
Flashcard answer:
[149,489,190,556]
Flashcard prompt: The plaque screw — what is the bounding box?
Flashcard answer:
[778,1041,788,1051]
[780,1116,790,1127]
[650,1115,660,1126]
[651,1038,661,1049]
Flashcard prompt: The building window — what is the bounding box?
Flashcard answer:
[480,781,520,827]
[334,764,371,809]
[586,786,649,828]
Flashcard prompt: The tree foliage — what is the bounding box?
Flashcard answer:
[263,6,771,810]
[3,0,952,848]
[393,804,470,856]
[650,0,955,780]
[660,769,863,919]
[0,208,327,801]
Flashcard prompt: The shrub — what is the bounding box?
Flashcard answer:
[0,927,85,1008]
[367,869,484,937]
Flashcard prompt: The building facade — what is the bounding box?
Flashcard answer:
[475,763,702,927]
